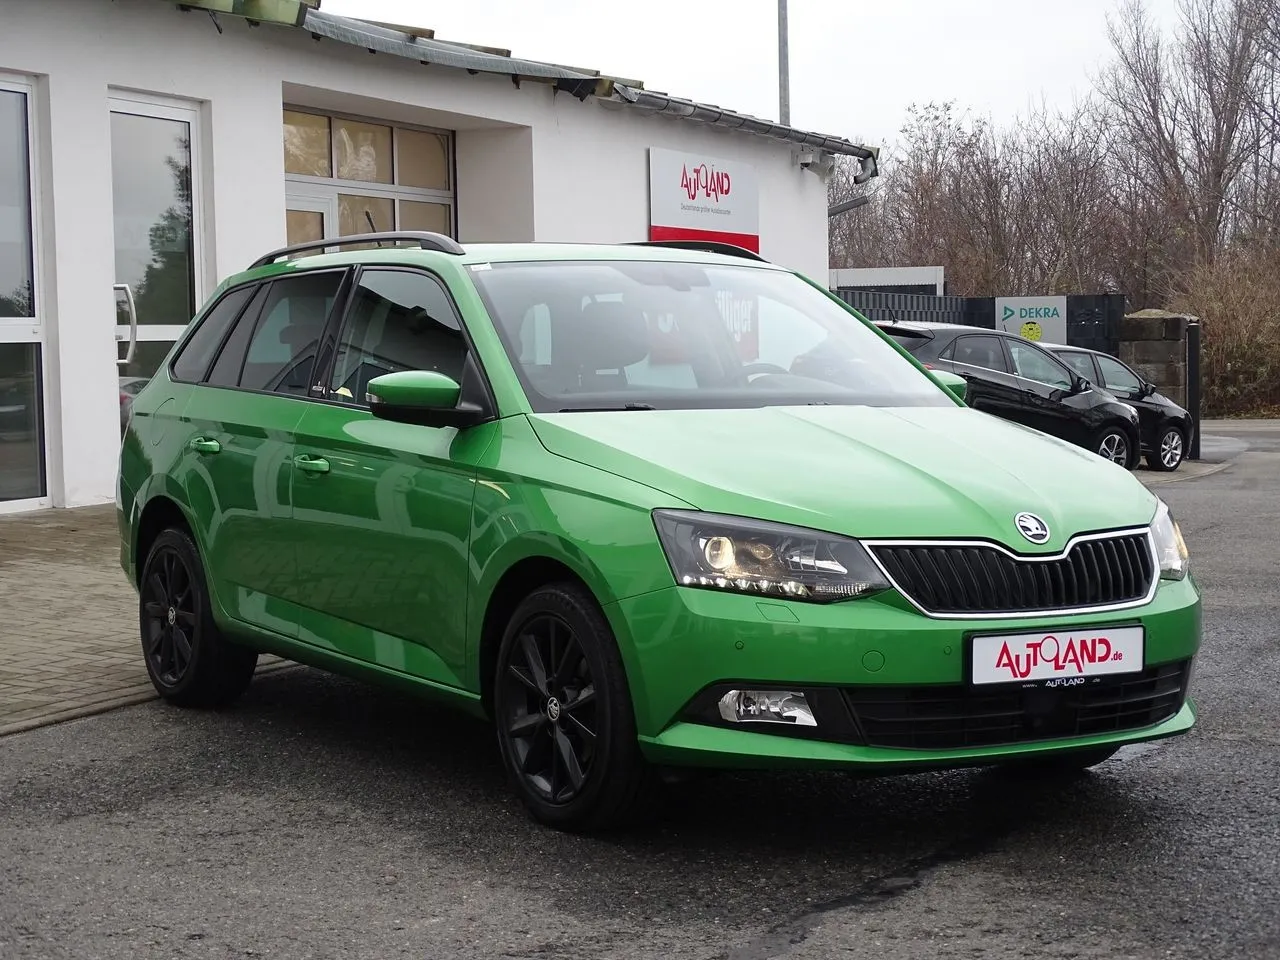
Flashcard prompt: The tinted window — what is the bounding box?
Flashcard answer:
[1057,351,1098,382]
[1008,340,1074,389]
[207,284,269,387]
[239,272,344,395]
[328,269,467,404]
[469,260,953,412]
[171,285,256,383]
[1097,355,1144,394]
[951,335,1008,373]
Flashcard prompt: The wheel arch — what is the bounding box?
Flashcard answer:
[131,481,201,588]
[472,536,635,721]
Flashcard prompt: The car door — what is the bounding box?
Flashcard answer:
[1094,353,1158,446]
[935,333,1025,421]
[176,269,349,637]
[1004,338,1088,443]
[289,266,492,689]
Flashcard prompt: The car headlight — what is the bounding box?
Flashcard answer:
[1150,499,1189,580]
[652,510,891,603]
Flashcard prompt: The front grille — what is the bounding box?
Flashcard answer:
[844,660,1190,750]
[870,532,1155,616]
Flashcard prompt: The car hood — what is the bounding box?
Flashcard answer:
[527,405,1158,551]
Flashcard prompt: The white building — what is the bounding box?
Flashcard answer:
[0,0,878,514]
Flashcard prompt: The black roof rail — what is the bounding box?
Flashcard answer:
[625,239,769,263]
[249,231,465,269]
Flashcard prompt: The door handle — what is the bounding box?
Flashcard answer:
[295,455,330,475]
[113,283,138,367]
[189,437,221,455]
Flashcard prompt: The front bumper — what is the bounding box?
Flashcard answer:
[608,575,1201,770]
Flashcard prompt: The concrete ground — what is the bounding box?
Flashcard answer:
[0,421,1276,959]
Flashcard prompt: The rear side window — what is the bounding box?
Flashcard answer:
[950,335,1009,373]
[205,271,345,395]
[170,284,257,383]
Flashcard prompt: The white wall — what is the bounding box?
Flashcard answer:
[0,0,833,509]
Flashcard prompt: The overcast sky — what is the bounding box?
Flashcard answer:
[322,0,1182,149]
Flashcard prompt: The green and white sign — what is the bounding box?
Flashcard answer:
[995,296,1067,344]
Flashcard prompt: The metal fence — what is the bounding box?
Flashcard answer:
[834,289,1125,355]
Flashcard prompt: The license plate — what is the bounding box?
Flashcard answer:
[971,626,1144,686]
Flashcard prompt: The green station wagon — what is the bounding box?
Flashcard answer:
[117,232,1200,831]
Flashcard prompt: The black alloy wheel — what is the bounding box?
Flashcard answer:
[503,612,598,804]
[1148,426,1186,472]
[138,528,257,708]
[494,583,656,831]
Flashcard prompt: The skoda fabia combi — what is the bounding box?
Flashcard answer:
[118,232,1200,831]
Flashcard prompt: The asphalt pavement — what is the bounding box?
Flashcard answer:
[2,423,1278,960]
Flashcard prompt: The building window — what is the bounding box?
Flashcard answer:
[283,108,454,246]
[0,76,44,504]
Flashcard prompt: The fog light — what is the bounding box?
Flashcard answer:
[717,690,816,727]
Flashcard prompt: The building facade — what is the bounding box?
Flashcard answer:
[0,0,877,513]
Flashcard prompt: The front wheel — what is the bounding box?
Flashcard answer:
[1094,426,1135,469]
[1147,425,1186,472]
[138,528,258,708]
[493,582,656,832]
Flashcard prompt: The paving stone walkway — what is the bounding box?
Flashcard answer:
[0,504,289,737]
[0,450,1237,737]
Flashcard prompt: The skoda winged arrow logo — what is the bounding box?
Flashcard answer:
[1014,512,1051,544]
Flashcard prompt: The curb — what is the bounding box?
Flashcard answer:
[0,659,302,739]
[1139,460,1233,486]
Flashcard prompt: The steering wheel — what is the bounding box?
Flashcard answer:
[741,362,791,380]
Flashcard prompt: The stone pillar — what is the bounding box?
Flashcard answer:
[1118,311,1190,407]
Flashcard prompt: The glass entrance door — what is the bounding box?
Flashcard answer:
[109,94,204,432]
[0,76,46,507]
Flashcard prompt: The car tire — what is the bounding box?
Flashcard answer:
[1147,425,1186,472]
[138,527,258,708]
[995,746,1120,778]
[493,581,658,832]
[1094,425,1136,469]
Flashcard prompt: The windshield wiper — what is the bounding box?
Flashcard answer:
[559,402,657,412]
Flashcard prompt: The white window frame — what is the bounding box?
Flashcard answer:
[107,90,210,353]
[283,105,455,239]
[0,72,49,513]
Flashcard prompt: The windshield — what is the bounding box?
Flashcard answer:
[468,260,953,412]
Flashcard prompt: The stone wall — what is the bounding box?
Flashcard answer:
[1118,311,1190,407]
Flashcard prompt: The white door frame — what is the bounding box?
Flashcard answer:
[0,72,50,514]
[108,92,208,372]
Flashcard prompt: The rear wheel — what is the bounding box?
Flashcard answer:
[493,582,656,832]
[1147,425,1185,472]
[1094,426,1135,469]
[138,528,257,708]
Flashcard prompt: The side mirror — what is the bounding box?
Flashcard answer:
[366,370,486,428]
[930,369,967,404]
[1140,382,1157,398]
[1071,375,1090,395]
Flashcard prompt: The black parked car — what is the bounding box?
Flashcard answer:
[874,321,1142,469]
[1044,343,1194,471]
